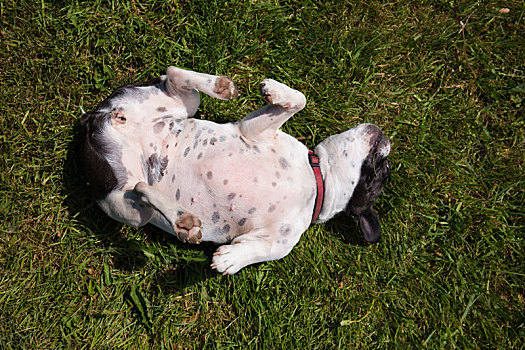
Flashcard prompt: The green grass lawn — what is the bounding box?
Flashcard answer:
[1,0,523,348]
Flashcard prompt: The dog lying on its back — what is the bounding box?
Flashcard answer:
[80,66,391,274]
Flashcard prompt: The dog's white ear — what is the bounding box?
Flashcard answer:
[358,207,381,243]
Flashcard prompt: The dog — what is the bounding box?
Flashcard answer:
[80,66,391,274]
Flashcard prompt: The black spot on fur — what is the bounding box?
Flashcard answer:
[223,179,229,185]
[153,121,165,133]
[248,207,256,214]
[184,147,190,157]
[219,135,226,142]
[239,136,251,149]
[144,153,168,185]
[207,171,213,180]
[197,152,203,160]
[279,224,291,236]
[212,212,220,223]
[275,171,281,179]
[268,204,276,212]
[239,218,247,226]
[176,189,180,201]
[156,106,167,112]
[210,137,217,145]
[227,193,236,200]
[222,224,230,234]
[279,157,289,170]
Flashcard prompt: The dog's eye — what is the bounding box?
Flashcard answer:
[113,112,127,124]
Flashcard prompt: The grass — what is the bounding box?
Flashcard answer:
[0,0,523,348]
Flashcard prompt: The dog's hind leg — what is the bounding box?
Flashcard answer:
[210,223,303,274]
[165,66,238,101]
[133,182,203,244]
[237,79,306,143]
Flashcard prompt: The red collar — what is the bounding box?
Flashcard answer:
[308,150,325,223]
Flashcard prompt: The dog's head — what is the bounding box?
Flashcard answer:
[314,124,391,243]
[80,70,197,200]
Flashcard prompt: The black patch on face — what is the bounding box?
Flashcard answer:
[80,111,128,200]
[346,133,391,243]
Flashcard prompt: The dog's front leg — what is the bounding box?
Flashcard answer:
[133,182,203,243]
[165,66,238,101]
[238,79,306,143]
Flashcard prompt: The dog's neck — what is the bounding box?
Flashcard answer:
[313,144,360,223]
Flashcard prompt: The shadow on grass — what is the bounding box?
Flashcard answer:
[325,214,371,246]
[61,121,213,290]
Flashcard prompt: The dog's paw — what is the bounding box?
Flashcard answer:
[210,245,243,275]
[175,213,202,244]
[214,77,238,100]
[259,79,305,109]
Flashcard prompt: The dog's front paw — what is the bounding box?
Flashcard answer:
[214,77,238,100]
[175,213,202,244]
[211,245,242,275]
[259,79,305,109]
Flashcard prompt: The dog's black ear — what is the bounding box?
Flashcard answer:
[358,207,381,243]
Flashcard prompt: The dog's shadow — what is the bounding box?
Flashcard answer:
[325,215,371,246]
[62,122,214,292]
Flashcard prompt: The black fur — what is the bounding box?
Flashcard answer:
[346,134,391,243]
[79,78,163,200]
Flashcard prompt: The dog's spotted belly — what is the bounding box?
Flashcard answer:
[150,121,315,243]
